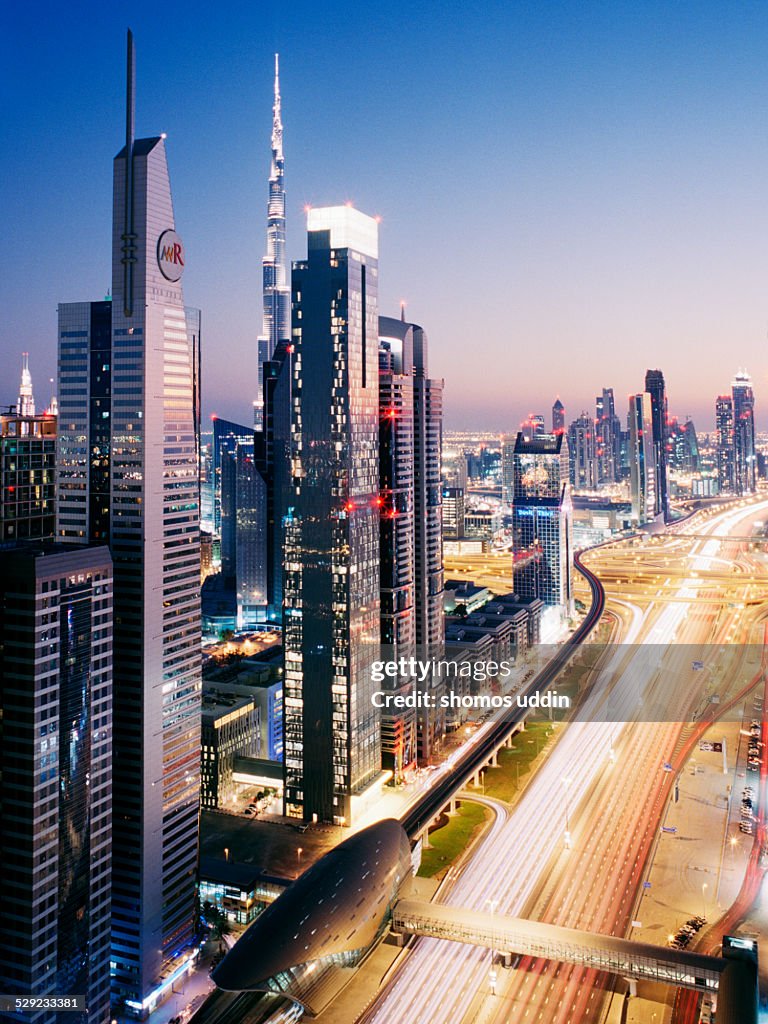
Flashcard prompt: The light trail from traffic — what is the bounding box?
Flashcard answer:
[362,498,768,1024]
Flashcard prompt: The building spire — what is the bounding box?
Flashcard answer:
[18,352,35,417]
[122,28,137,317]
[272,52,283,162]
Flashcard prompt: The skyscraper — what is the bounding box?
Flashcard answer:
[220,438,268,627]
[595,387,620,484]
[551,398,565,435]
[378,323,416,779]
[57,33,202,1012]
[732,369,756,495]
[501,434,517,504]
[282,207,383,824]
[568,411,596,490]
[17,352,35,416]
[644,369,669,520]
[0,545,113,1024]
[255,55,290,429]
[715,394,735,493]
[378,312,445,770]
[512,432,573,614]
[1,360,56,544]
[211,416,254,536]
[629,393,657,524]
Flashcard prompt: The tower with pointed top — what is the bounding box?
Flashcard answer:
[57,31,202,1013]
[256,54,290,428]
[17,352,35,417]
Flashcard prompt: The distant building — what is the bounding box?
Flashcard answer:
[668,417,700,474]
[552,398,565,435]
[644,370,669,519]
[221,440,268,627]
[715,394,735,493]
[568,412,597,490]
[732,369,756,495]
[501,434,517,504]
[512,432,573,614]
[212,416,254,537]
[442,486,465,540]
[595,387,620,484]
[464,507,503,541]
[0,544,113,1024]
[1,386,56,545]
[255,55,290,430]
[628,393,657,525]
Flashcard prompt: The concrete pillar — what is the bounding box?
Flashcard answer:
[626,979,637,998]
[449,798,457,815]
[490,751,498,768]
[473,770,481,788]
[422,827,431,849]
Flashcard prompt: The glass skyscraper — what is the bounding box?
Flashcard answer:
[282,206,382,824]
[644,369,669,520]
[512,431,573,613]
[256,55,290,429]
[0,545,113,1024]
[629,393,657,525]
[732,369,756,495]
[56,33,201,1014]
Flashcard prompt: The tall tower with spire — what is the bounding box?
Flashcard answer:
[17,352,35,417]
[256,54,290,428]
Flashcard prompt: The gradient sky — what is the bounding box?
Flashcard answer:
[4,1,768,431]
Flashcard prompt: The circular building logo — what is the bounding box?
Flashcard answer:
[157,229,185,281]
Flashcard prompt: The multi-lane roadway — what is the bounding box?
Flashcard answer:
[361,498,768,1024]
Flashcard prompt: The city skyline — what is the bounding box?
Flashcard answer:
[5,2,768,430]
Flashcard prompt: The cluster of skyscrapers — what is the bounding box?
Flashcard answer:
[0,33,448,1022]
[0,27,763,1024]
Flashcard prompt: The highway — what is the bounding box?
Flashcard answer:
[362,497,768,1024]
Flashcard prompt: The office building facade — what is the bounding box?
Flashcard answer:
[0,545,113,1024]
[220,439,268,627]
[56,35,202,1011]
[732,369,756,495]
[1,378,57,544]
[282,207,382,823]
[628,393,657,524]
[552,398,565,435]
[644,369,669,520]
[512,432,573,613]
[715,394,735,493]
[568,411,597,490]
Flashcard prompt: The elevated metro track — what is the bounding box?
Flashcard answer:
[401,550,605,837]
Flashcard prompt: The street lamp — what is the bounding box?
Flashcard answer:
[297,847,303,870]
[702,882,708,920]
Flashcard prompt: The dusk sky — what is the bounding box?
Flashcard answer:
[4,1,768,431]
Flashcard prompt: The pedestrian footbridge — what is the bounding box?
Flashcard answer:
[392,900,758,1023]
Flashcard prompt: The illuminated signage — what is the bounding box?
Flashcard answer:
[157,229,185,281]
